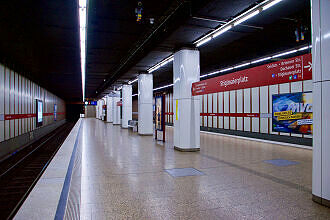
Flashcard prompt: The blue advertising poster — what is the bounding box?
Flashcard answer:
[54,104,57,121]
[272,92,312,134]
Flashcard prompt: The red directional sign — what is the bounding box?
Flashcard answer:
[192,53,312,96]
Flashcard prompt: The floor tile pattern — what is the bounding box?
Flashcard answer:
[77,119,330,220]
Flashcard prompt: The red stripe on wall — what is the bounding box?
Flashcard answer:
[4,112,65,120]
[4,66,6,140]
[259,87,260,133]
[9,70,11,138]
[164,112,259,117]
[14,72,15,137]
[201,113,260,117]
[242,89,245,131]
[228,91,230,130]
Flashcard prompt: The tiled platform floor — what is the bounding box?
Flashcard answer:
[78,119,330,219]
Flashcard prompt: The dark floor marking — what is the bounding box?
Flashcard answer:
[165,168,205,177]
[264,159,299,167]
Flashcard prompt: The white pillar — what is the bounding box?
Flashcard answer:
[173,48,200,151]
[121,85,132,128]
[312,0,330,207]
[113,91,121,125]
[100,99,105,120]
[138,74,153,135]
[97,100,101,119]
[106,96,113,122]
[96,101,99,119]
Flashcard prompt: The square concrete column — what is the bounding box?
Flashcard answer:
[112,91,121,125]
[312,0,330,207]
[173,48,200,151]
[122,85,132,128]
[106,96,113,123]
[138,74,153,135]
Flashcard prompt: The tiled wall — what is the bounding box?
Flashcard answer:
[165,80,313,139]
[0,63,66,143]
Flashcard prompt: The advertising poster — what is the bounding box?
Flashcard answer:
[272,92,312,134]
[36,100,43,127]
[54,104,57,121]
[155,96,163,131]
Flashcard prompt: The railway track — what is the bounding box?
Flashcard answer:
[0,122,75,220]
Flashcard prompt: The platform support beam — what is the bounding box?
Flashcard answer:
[312,0,330,207]
[138,74,153,135]
[122,85,132,128]
[173,48,200,151]
[106,96,113,123]
[113,91,121,125]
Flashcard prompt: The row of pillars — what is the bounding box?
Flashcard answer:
[104,48,201,151]
[101,0,330,205]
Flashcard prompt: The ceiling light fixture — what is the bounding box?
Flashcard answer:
[263,0,283,11]
[79,0,88,100]
[234,62,251,69]
[251,56,272,64]
[128,78,138,85]
[272,49,298,58]
[220,67,234,73]
[213,25,232,38]
[147,55,174,74]
[194,0,284,47]
[234,10,260,26]
[196,36,212,47]
[153,84,174,91]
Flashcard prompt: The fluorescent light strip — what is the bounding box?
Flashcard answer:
[298,46,309,51]
[79,0,87,100]
[234,62,251,69]
[132,94,138,97]
[147,55,174,74]
[213,25,232,38]
[263,0,282,10]
[194,0,284,47]
[220,67,234,72]
[196,36,212,47]
[128,78,138,85]
[130,0,286,84]
[153,84,173,91]
[196,45,310,80]
[234,10,260,26]
[251,56,271,64]
[272,49,298,58]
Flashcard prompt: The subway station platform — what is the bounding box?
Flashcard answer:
[15,118,330,219]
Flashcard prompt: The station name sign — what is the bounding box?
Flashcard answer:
[192,53,312,96]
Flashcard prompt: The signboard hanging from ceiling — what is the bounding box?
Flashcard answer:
[192,53,312,96]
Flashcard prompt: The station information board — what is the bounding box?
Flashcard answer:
[192,53,312,96]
